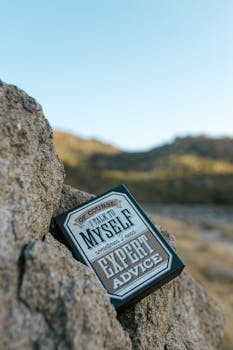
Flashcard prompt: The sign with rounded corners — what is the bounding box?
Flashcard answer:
[54,185,184,311]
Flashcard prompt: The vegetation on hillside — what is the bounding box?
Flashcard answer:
[54,131,233,203]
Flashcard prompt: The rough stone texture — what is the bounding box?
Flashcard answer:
[0,80,64,349]
[0,80,64,244]
[119,272,225,350]
[0,80,225,350]
[0,81,130,350]
[53,184,95,216]
[19,233,131,350]
[51,184,95,244]
[166,272,224,350]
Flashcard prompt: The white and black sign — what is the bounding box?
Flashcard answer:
[54,185,184,310]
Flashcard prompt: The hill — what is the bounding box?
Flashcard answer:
[54,131,233,203]
[90,135,233,171]
[54,130,120,167]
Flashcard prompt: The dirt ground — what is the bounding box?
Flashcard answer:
[143,204,233,350]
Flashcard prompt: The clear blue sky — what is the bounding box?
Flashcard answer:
[1,1,233,150]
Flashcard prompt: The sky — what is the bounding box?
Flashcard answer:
[1,1,233,150]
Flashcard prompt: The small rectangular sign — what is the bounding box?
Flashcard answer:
[54,185,184,311]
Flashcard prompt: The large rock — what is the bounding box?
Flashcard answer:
[0,80,225,349]
[0,80,64,349]
[0,81,131,350]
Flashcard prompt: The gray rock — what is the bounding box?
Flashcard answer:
[0,80,64,245]
[19,233,131,350]
[0,80,130,350]
[119,272,225,350]
[53,184,95,216]
[0,80,225,350]
[51,184,95,243]
[0,80,64,349]
[165,272,225,350]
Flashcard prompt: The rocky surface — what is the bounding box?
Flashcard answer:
[0,79,64,349]
[0,80,225,349]
[119,272,224,350]
[19,233,131,350]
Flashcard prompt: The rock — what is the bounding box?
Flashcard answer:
[53,184,94,216]
[0,80,130,350]
[0,80,225,350]
[0,80,64,349]
[119,272,225,350]
[19,233,131,350]
[51,184,95,243]
[0,80,64,245]
[165,272,225,350]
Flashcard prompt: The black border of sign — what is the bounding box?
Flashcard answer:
[54,184,185,312]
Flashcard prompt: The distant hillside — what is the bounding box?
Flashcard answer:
[54,131,120,167]
[89,136,233,171]
[54,131,233,203]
